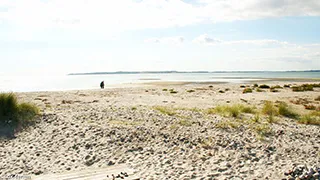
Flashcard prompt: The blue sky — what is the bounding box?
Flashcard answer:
[0,0,320,75]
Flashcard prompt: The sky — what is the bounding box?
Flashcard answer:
[0,0,320,75]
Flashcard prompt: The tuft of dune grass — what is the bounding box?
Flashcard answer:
[278,102,299,119]
[154,106,176,116]
[0,93,39,130]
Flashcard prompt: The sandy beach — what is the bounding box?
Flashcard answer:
[0,80,319,179]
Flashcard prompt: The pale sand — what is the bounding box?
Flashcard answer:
[0,81,319,179]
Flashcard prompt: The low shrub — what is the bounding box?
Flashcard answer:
[256,88,264,92]
[218,90,225,93]
[243,88,253,94]
[304,104,316,110]
[186,89,195,93]
[259,84,270,89]
[270,88,279,92]
[271,85,282,89]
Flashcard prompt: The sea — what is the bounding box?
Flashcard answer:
[0,71,319,92]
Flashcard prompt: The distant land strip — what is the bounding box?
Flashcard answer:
[68,70,320,75]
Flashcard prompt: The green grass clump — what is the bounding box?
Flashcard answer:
[259,84,270,89]
[210,104,255,118]
[278,103,299,119]
[186,89,195,93]
[178,119,193,126]
[256,88,264,92]
[243,88,253,94]
[271,85,282,89]
[0,93,39,129]
[298,114,320,125]
[154,106,176,116]
[162,88,168,91]
[292,84,314,92]
[262,101,278,123]
[169,89,178,94]
[304,104,316,110]
[270,88,279,92]
[250,123,272,136]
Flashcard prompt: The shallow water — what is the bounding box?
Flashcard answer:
[0,71,319,92]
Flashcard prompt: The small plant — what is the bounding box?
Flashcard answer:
[218,90,225,93]
[278,103,298,119]
[243,88,253,94]
[154,106,176,116]
[215,120,239,129]
[283,84,291,88]
[259,84,270,89]
[169,89,178,94]
[271,85,282,89]
[253,84,258,87]
[270,88,279,92]
[178,119,193,126]
[256,88,264,92]
[241,106,255,114]
[302,84,314,91]
[292,84,314,92]
[298,114,320,125]
[262,101,278,123]
[291,86,304,92]
[252,113,260,123]
[240,85,246,88]
[0,93,39,130]
[304,104,316,110]
[162,89,168,91]
[210,104,253,118]
[208,85,213,88]
[225,88,230,91]
[250,123,272,136]
[187,89,195,93]
[131,107,137,110]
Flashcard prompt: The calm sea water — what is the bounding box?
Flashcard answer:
[0,72,319,92]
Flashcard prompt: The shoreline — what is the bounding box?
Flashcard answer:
[4,78,320,93]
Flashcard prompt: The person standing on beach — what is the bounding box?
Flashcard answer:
[100,81,104,89]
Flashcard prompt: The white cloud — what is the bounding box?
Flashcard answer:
[193,34,293,47]
[0,0,319,34]
[193,34,222,45]
[145,36,184,44]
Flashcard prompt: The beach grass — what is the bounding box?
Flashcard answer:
[262,101,278,123]
[154,106,176,116]
[0,93,39,129]
[297,114,320,125]
[209,104,255,118]
[278,102,299,119]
